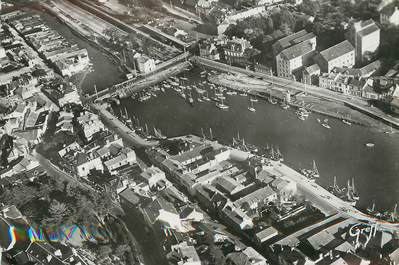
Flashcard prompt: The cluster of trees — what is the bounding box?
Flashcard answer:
[0,175,113,227]
[118,0,163,10]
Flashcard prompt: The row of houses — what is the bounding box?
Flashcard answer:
[5,11,90,77]
[275,18,380,82]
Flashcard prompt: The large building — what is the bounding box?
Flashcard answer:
[347,19,380,64]
[272,30,315,55]
[315,40,355,73]
[275,32,317,79]
[222,37,252,65]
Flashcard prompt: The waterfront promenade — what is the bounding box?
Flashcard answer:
[192,57,399,129]
[91,103,158,148]
[270,160,399,231]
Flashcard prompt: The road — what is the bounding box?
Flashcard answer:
[162,3,202,24]
[192,56,399,129]
[270,160,399,231]
[33,151,96,192]
[91,103,159,148]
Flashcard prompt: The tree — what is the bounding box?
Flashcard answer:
[243,48,261,65]
[48,200,70,225]
[115,244,131,261]
[97,245,113,260]
[0,185,37,208]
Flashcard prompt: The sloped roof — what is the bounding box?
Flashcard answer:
[319,41,354,62]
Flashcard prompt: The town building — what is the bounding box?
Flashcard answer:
[316,40,355,73]
[346,19,380,64]
[170,242,201,265]
[140,166,166,189]
[143,198,183,231]
[226,247,267,265]
[272,30,316,55]
[380,4,399,26]
[302,64,320,85]
[222,37,252,65]
[77,111,105,141]
[134,54,156,74]
[276,37,317,79]
[217,6,267,35]
[198,39,220,60]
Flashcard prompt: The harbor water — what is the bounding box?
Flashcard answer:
[119,67,399,213]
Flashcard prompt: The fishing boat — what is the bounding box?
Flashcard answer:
[321,122,331,129]
[300,160,319,180]
[239,91,248,96]
[188,92,194,105]
[321,119,331,129]
[298,114,306,121]
[385,124,394,134]
[248,100,256,112]
[280,99,289,110]
[203,91,211,102]
[366,142,375,148]
[268,95,278,104]
[197,97,204,103]
[216,98,229,110]
[160,86,165,93]
[342,119,352,125]
[226,90,237,96]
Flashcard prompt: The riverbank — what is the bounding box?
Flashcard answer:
[209,72,394,132]
[193,56,399,132]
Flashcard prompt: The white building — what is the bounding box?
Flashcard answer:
[104,147,136,173]
[134,54,156,74]
[347,19,380,64]
[140,166,166,189]
[276,38,317,79]
[316,40,355,73]
[170,242,201,265]
[77,111,105,141]
[144,198,182,230]
[75,153,103,177]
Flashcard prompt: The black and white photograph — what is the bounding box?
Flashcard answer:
[0,0,399,264]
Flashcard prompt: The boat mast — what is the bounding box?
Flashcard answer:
[313,160,319,175]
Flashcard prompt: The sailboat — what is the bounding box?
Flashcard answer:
[281,98,289,110]
[248,100,256,112]
[312,160,320,178]
[216,97,229,110]
[202,91,211,102]
[342,113,352,125]
[385,124,394,134]
[268,95,277,104]
[153,127,167,139]
[321,119,331,129]
[188,91,194,105]
[351,178,360,201]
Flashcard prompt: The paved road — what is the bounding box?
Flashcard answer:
[33,151,96,192]
[271,160,399,231]
[91,103,158,148]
